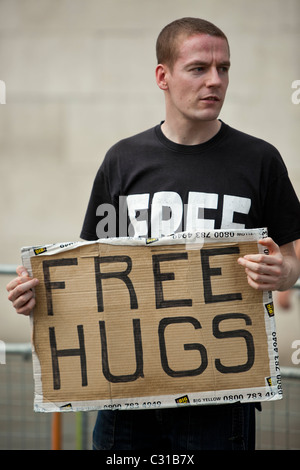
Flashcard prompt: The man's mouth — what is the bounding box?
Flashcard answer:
[201,95,220,101]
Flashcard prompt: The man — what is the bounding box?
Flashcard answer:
[7,18,300,450]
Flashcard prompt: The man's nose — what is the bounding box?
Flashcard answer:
[206,67,222,87]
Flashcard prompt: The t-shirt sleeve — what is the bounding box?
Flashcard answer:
[262,159,300,246]
[80,162,113,241]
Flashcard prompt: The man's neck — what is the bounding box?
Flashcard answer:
[161,119,221,146]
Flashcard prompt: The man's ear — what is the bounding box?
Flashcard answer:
[155,64,169,90]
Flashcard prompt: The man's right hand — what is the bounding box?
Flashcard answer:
[6,266,39,316]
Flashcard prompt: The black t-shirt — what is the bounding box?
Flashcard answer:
[80,121,300,246]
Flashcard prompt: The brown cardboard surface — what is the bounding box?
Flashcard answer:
[21,229,282,412]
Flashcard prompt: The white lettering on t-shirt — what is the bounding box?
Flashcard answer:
[151,191,183,237]
[96,191,252,238]
[221,195,251,229]
[185,192,218,231]
[125,191,251,237]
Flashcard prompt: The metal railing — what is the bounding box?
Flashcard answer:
[0,342,97,449]
[256,367,300,449]
[0,264,96,450]
[0,342,299,450]
[0,264,19,275]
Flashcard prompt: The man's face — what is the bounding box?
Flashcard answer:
[163,34,230,124]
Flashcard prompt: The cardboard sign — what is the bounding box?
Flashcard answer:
[21,229,282,412]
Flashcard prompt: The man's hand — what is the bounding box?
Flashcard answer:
[6,266,39,316]
[237,237,300,292]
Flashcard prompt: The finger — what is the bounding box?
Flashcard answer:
[6,277,21,292]
[238,256,282,274]
[15,296,36,316]
[245,274,275,291]
[241,253,283,266]
[7,278,39,302]
[12,289,35,310]
[258,237,280,255]
[6,274,32,293]
[6,266,35,293]
[245,267,279,285]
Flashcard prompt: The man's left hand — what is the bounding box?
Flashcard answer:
[237,237,299,292]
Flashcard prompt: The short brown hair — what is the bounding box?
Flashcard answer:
[156,17,229,69]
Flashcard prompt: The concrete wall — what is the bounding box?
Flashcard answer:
[0,0,299,366]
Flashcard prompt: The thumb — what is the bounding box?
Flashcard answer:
[258,237,280,255]
[16,265,29,277]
